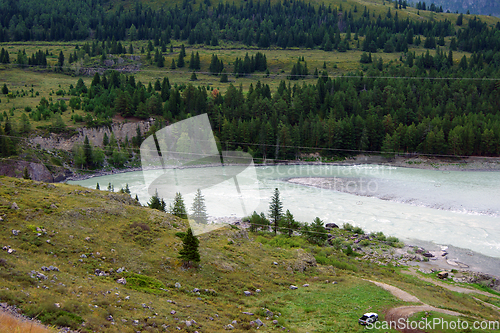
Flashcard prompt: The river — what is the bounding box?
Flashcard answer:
[68,164,500,260]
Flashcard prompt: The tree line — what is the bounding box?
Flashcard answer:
[1,0,499,55]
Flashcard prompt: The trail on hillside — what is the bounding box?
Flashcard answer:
[403,267,500,298]
[364,279,461,333]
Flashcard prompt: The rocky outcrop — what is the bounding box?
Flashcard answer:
[31,120,153,151]
[0,159,68,182]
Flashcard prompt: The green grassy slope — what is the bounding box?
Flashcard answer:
[0,176,498,332]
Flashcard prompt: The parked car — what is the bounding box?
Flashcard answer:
[358,313,378,325]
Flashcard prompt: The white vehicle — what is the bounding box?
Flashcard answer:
[358,313,378,325]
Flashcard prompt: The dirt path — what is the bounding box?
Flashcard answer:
[364,279,462,333]
[403,267,500,298]
[471,297,500,312]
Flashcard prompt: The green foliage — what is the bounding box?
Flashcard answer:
[304,217,328,245]
[190,189,208,224]
[178,228,200,265]
[170,192,187,219]
[280,209,300,237]
[268,188,283,234]
[24,302,83,329]
[314,255,358,272]
[256,234,307,249]
[148,189,166,212]
[122,272,166,294]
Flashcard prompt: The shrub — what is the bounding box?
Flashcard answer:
[122,272,166,294]
[352,226,364,234]
[343,223,353,231]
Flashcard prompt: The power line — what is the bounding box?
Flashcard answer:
[2,62,500,82]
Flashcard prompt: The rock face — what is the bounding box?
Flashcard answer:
[0,159,67,182]
[31,120,153,152]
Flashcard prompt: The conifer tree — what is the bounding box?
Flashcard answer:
[148,189,166,211]
[191,189,208,224]
[96,182,100,190]
[280,209,299,237]
[178,227,200,266]
[170,192,187,219]
[269,188,283,234]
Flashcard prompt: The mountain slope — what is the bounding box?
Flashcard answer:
[428,0,500,17]
[1,177,498,332]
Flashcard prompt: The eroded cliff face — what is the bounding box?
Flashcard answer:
[31,120,153,152]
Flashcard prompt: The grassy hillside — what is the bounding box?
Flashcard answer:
[0,176,498,332]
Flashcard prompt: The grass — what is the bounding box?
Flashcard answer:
[0,311,55,333]
[0,176,498,332]
[0,32,486,123]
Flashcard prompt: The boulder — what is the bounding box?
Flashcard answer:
[423,252,434,258]
[293,249,317,272]
[289,285,298,290]
[255,318,264,327]
[325,223,339,229]
[10,202,19,210]
[116,278,127,285]
[243,291,252,296]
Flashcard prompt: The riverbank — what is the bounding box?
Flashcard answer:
[63,154,500,183]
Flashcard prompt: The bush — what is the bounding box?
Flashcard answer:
[353,226,364,234]
[343,223,353,231]
[24,302,84,329]
[122,272,166,294]
[265,235,307,249]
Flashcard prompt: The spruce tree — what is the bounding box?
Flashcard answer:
[281,209,299,237]
[178,227,200,266]
[191,189,208,224]
[170,192,187,219]
[148,189,166,211]
[268,188,283,234]
[96,182,100,190]
[23,167,30,180]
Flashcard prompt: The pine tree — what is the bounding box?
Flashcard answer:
[83,136,93,168]
[170,192,187,219]
[190,71,197,81]
[96,182,100,190]
[305,217,328,245]
[148,189,166,211]
[23,167,30,180]
[280,209,299,237]
[268,188,283,234]
[178,228,200,266]
[191,189,208,224]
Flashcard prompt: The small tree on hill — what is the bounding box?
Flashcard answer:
[178,227,200,267]
[304,217,328,245]
[170,192,187,219]
[191,189,208,224]
[269,188,283,234]
[148,189,166,211]
[280,209,300,237]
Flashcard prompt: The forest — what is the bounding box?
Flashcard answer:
[1,0,500,163]
[1,0,500,55]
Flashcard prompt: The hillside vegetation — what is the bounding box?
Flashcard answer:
[1,176,499,332]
